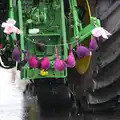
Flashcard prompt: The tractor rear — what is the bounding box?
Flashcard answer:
[7,0,100,80]
[1,0,119,112]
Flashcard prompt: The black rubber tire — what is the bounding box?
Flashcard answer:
[68,0,120,112]
[87,0,120,110]
[33,80,73,108]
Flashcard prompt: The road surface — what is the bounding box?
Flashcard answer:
[0,67,120,120]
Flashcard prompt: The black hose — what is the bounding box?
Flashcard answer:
[0,55,16,69]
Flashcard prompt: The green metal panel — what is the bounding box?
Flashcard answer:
[18,0,68,79]
[8,0,100,80]
[18,0,25,60]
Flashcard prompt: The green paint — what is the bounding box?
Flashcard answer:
[7,0,100,80]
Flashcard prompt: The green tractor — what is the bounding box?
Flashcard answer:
[0,0,120,111]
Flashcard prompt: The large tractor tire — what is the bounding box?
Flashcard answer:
[68,0,120,112]
[88,0,120,110]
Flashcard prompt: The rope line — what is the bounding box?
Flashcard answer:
[25,37,78,47]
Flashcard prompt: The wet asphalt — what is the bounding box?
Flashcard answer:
[0,67,120,120]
